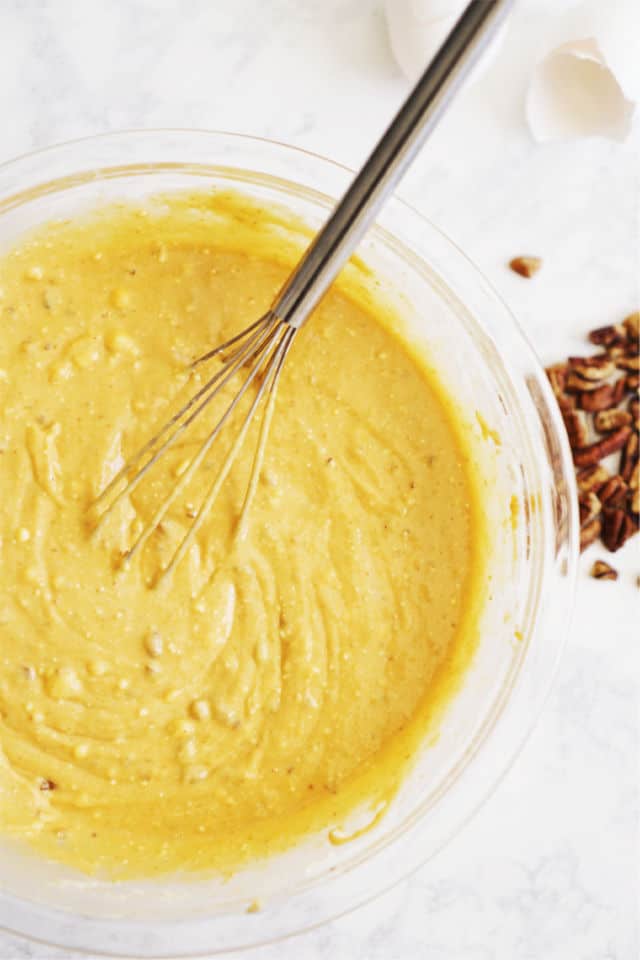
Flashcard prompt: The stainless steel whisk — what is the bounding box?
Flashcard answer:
[93,0,514,585]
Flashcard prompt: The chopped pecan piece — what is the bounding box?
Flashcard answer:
[615,378,627,404]
[626,372,639,393]
[607,345,628,360]
[563,409,590,448]
[594,408,632,432]
[558,393,576,414]
[568,355,615,381]
[578,490,601,526]
[567,371,605,393]
[577,464,609,493]
[580,516,602,552]
[578,379,626,412]
[629,457,640,516]
[602,507,638,552]
[597,475,628,509]
[623,311,639,342]
[573,426,632,468]
[620,430,639,483]
[545,363,567,396]
[39,778,56,791]
[616,353,640,372]
[509,255,542,278]
[588,323,626,347]
[590,559,618,580]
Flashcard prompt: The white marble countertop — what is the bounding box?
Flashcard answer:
[0,1,638,958]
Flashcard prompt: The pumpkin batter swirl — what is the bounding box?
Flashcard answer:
[0,193,483,877]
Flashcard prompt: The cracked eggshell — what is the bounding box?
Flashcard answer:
[526,0,640,143]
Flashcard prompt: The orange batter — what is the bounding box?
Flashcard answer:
[0,191,484,877]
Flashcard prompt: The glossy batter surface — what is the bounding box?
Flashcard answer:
[0,193,482,877]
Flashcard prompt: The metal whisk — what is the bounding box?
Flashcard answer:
[92,0,513,585]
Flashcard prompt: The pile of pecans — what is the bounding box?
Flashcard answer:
[545,311,639,556]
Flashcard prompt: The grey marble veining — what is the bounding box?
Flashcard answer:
[0,1,638,958]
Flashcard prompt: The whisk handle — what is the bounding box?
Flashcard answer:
[271,0,514,329]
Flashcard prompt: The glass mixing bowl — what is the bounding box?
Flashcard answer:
[0,131,577,957]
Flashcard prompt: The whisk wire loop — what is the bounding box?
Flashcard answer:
[123,318,284,569]
[91,311,295,584]
[93,312,278,525]
[158,323,296,586]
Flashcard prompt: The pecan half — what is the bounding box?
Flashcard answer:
[594,408,633,432]
[573,426,632,468]
[588,323,626,347]
[620,430,639,483]
[623,311,640,342]
[577,464,609,493]
[602,507,638,552]
[597,475,628,509]
[563,409,590,448]
[579,490,601,526]
[568,355,615,381]
[509,255,542,278]
[567,371,605,393]
[578,379,626,412]
[580,516,602,551]
[590,559,618,581]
